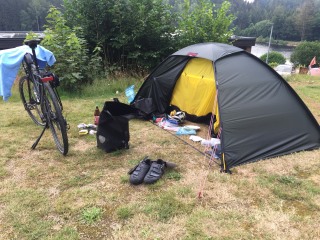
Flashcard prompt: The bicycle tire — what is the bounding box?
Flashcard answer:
[19,76,46,126]
[43,82,69,155]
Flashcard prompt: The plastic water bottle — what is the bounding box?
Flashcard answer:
[125,85,135,103]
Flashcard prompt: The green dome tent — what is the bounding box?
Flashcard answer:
[132,42,320,171]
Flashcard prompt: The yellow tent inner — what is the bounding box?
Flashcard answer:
[170,58,220,133]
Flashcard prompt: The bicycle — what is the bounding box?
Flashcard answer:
[19,39,69,155]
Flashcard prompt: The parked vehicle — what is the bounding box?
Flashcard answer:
[274,64,294,76]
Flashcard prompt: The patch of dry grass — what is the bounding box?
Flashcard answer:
[0,79,319,239]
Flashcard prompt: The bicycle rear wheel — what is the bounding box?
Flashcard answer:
[43,83,69,155]
[19,76,45,126]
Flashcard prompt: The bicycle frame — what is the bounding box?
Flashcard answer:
[22,55,43,110]
[22,47,64,117]
[20,39,68,155]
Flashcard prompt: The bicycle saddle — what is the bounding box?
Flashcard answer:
[24,39,41,49]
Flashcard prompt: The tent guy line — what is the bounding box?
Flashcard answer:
[149,119,221,167]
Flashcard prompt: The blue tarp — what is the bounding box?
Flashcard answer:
[0,45,56,101]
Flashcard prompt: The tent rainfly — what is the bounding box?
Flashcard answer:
[132,42,320,171]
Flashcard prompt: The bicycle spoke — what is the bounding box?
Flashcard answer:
[19,76,46,126]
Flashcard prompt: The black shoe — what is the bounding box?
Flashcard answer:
[128,157,151,185]
[143,159,167,184]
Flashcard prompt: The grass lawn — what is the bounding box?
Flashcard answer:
[0,75,319,240]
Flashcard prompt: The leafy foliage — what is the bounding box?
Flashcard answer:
[10,0,320,79]
[239,20,272,39]
[294,0,317,41]
[20,0,50,31]
[290,41,320,66]
[2,0,320,43]
[24,32,41,41]
[63,0,177,71]
[260,51,286,65]
[176,0,235,48]
[232,0,320,42]
[62,0,235,72]
[0,0,62,31]
[41,7,98,91]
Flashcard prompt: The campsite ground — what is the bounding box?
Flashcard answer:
[0,75,319,240]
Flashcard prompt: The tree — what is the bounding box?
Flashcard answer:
[107,0,177,69]
[63,0,109,49]
[239,20,272,38]
[20,0,50,31]
[0,0,63,31]
[231,0,319,42]
[0,0,28,30]
[295,0,316,41]
[290,41,320,66]
[63,0,177,71]
[62,0,236,72]
[310,12,320,41]
[231,0,253,33]
[41,7,98,91]
[176,0,235,48]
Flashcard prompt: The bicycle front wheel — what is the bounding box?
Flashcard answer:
[43,83,69,155]
[19,76,45,126]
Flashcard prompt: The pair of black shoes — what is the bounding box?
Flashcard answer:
[128,157,175,185]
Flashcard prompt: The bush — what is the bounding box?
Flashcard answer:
[176,0,235,49]
[269,62,278,68]
[41,7,102,92]
[290,41,320,67]
[260,51,286,65]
